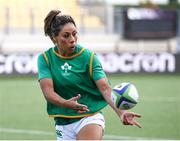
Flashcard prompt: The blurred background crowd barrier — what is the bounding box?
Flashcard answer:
[0,0,180,74]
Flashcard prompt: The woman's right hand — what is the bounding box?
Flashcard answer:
[63,94,89,114]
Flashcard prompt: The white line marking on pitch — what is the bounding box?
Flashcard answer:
[0,127,156,140]
[0,128,54,136]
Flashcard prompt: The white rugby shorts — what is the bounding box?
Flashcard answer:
[55,113,105,140]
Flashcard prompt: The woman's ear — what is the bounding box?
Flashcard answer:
[51,36,57,45]
[52,37,57,43]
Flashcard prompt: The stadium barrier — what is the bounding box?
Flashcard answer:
[0,52,180,75]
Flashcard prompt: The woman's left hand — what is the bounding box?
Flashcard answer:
[119,110,142,128]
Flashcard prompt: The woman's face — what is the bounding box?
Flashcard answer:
[54,22,77,55]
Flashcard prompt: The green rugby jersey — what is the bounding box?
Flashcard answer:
[37,44,108,125]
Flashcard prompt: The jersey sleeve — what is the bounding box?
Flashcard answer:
[92,53,106,81]
[37,53,52,80]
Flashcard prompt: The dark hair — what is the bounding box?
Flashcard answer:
[44,10,76,41]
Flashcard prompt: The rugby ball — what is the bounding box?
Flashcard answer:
[111,82,139,110]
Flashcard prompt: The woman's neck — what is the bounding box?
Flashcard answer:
[57,47,72,57]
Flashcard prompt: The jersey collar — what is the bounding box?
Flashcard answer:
[53,45,85,59]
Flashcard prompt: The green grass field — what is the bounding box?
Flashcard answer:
[0,74,180,140]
